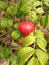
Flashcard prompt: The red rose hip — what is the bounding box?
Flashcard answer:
[18,21,35,35]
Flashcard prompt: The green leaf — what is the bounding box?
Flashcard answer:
[8,55,17,65]
[35,30,44,38]
[20,0,38,6]
[48,53,49,60]
[46,15,49,28]
[36,7,44,14]
[11,30,21,40]
[1,17,13,28]
[7,18,13,27]
[6,5,17,16]
[36,37,47,51]
[27,57,39,65]
[0,1,8,10]
[14,23,19,29]
[35,49,48,65]
[29,11,38,22]
[44,0,49,2]
[8,55,16,62]
[0,45,10,58]
[20,5,31,15]
[1,18,8,28]
[17,47,34,65]
[20,0,28,6]
[33,1,41,7]
[44,2,49,6]
[38,15,48,27]
[22,35,35,46]
[44,0,49,6]
[40,15,48,27]
[45,35,49,43]
[0,45,4,58]
[3,46,10,57]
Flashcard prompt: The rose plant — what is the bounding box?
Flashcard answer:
[0,0,49,65]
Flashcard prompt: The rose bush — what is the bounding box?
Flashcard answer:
[0,0,49,65]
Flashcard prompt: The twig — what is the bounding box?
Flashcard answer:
[0,32,8,38]
[36,23,49,35]
[34,43,36,49]
[41,0,44,8]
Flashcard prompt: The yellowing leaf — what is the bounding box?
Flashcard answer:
[33,1,41,7]
[22,35,35,46]
[27,57,39,65]
[35,30,44,38]
[17,47,34,65]
[35,49,48,65]
[29,11,38,21]
[36,37,47,51]
[36,7,44,14]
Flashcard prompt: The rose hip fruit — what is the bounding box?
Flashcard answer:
[18,21,35,35]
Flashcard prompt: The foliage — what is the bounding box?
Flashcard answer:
[0,0,49,65]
